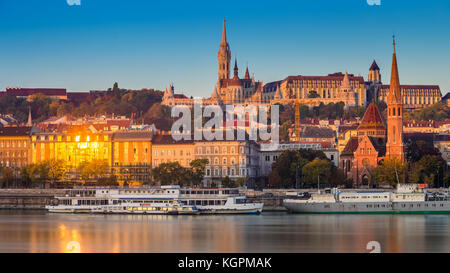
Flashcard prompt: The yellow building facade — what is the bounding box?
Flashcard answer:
[31,132,112,168]
[0,126,32,169]
[151,134,194,168]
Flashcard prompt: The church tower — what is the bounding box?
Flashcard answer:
[368,60,381,83]
[386,37,405,162]
[218,18,231,81]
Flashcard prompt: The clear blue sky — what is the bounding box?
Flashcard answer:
[0,0,449,97]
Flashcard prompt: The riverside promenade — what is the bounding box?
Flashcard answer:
[0,189,65,210]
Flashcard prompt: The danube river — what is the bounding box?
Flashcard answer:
[1,210,450,253]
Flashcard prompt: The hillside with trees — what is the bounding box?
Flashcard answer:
[0,82,166,124]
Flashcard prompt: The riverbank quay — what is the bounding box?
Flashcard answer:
[1,187,447,211]
[0,189,64,210]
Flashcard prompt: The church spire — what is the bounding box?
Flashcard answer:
[218,18,231,81]
[388,36,401,103]
[245,65,250,79]
[221,18,227,44]
[27,106,32,127]
[233,57,239,79]
[386,35,405,163]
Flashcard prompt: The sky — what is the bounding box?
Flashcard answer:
[0,0,449,97]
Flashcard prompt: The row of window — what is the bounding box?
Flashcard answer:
[0,140,28,148]
[197,146,247,155]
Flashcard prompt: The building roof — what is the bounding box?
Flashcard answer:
[357,103,386,132]
[0,126,32,137]
[369,60,380,71]
[151,133,194,145]
[285,72,366,84]
[341,137,359,156]
[338,124,359,134]
[6,88,67,97]
[403,132,435,143]
[380,84,441,90]
[113,131,153,141]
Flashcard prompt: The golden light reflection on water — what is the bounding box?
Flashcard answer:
[3,212,450,253]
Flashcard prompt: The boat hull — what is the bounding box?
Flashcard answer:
[283,200,450,214]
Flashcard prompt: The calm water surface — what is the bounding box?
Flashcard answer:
[1,210,450,253]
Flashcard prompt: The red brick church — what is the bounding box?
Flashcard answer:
[340,39,405,187]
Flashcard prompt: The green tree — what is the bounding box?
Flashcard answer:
[45,159,68,184]
[189,159,208,186]
[236,177,247,187]
[406,140,441,164]
[20,164,42,188]
[221,176,235,188]
[0,167,15,188]
[152,162,188,186]
[78,160,108,181]
[408,155,446,187]
[302,158,333,188]
[372,158,406,187]
[405,103,450,122]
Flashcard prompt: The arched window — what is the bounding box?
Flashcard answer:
[393,126,396,143]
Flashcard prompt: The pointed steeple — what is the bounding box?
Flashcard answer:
[340,71,352,92]
[27,107,32,126]
[274,84,282,100]
[386,36,405,163]
[369,60,380,71]
[388,36,401,103]
[233,57,239,79]
[218,18,231,81]
[244,65,250,79]
[211,85,220,100]
[221,18,227,44]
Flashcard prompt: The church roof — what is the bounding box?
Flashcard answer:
[341,137,359,156]
[369,60,380,71]
[357,103,386,131]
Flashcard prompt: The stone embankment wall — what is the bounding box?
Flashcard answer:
[0,189,64,210]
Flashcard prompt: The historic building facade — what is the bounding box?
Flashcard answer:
[0,126,32,169]
[162,19,264,107]
[263,72,367,108]
[366,60,442,110]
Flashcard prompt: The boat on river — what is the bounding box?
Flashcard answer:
[283,184,450,214]
[45,186,263,215]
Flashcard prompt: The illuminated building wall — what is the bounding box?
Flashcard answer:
[31,132,112,168]
[111,131,153,185]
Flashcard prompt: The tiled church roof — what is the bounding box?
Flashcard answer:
[369,60,380,71]
[357,103,386,131]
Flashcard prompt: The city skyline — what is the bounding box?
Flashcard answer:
[0,0,449,97]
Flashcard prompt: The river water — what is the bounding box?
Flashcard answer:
[1,210,450,253]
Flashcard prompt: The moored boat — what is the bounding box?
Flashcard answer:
[283,184,450,214]
[45,186,263,215]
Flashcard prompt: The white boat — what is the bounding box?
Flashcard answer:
[45,186,263,215]
[283,184,450,214]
